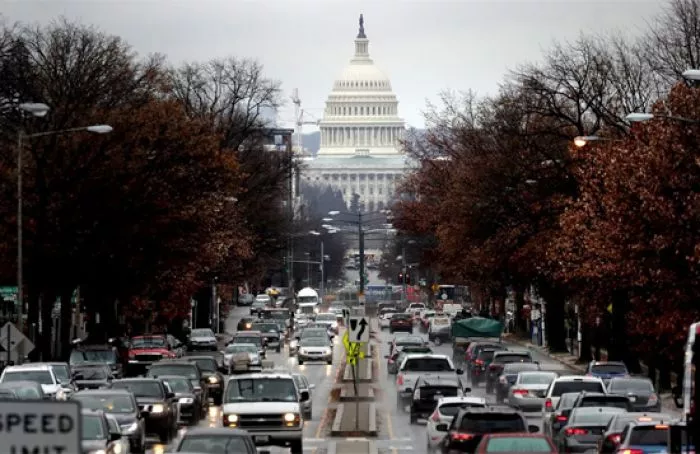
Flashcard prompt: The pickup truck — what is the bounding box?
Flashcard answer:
[395,354,465,410]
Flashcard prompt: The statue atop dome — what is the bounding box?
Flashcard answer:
[357,14,366,38]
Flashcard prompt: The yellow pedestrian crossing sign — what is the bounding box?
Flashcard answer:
[342,331,365,365]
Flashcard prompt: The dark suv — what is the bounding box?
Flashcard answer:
[410,375,470,424]
[570,391,633,413]
[470,346,507,386]
[437,407,538,453]
[111,378,177,443]
[145,360,208,416]
[485,350,534,393]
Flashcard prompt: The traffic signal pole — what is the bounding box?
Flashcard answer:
[358,211,365,295]
[401,245,407,304]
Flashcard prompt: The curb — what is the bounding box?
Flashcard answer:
[340,385,376,402]
[368,402,377,436]
[331,404,345,433]
[330,403,378,437]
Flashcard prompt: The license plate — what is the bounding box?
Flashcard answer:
[254,435,269,443]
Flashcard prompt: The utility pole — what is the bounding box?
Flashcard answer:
[358,211,365,295]
[319,240,325,302]
[401,245,407,305]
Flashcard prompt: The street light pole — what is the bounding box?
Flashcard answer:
[401,246,407,304]
[320,240,325,302]
[358,211,365,295]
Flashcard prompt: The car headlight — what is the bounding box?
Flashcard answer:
[179,397,194,404]
[299,349,307,355]
[120,422,138,433]
[55,389,68,400]
[208,376,219,384]
[245,323,252,329]
[224,414,238,426]
[283,412,298,422]
[151,404,165,414]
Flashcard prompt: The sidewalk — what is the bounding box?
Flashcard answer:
[505,335,680,417]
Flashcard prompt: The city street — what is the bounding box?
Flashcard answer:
[146,304,342,454]
[372,323,576,453]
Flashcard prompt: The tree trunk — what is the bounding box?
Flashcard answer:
[513,284,527,335]
[579,323,593,362]
[538,282,567,352]
[59,287,74,360]
[39,290,55,360]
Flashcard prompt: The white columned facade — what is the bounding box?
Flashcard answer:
[303,14,410,211]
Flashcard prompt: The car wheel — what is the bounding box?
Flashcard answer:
[305,409,312,420]
[327,359,332,365]
[298,359,304,365]
[289,440,303,454]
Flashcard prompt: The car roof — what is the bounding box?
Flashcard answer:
[418,375,461,386]
[403,354,450,360]
[113,377,162,383]
[577,392,617,399]
[182,427,250,437]
[75,389,133,396]
[235,331,262,335]
[571,406,626,415]
[0,380,42,388]
[591,361,627,366]
[554,375,604,382]
[3,364,52,371]
[81,408,105,416]
[227,372,294,380]
[494,350,530,355]
[132,334,166,338]
[458,406,523,415]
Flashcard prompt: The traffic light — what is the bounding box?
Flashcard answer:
[398,272,404,284]
[405,273,411,285]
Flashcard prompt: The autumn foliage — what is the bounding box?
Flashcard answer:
[395,1,700,376]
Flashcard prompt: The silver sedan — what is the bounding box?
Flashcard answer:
[507,371,558,411]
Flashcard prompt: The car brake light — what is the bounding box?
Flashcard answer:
[397,374,404,386]
[450,432,474,441]
[655,424,669,429]
[618,450,643,454]
[606,433,621,444]
[430,410,440,422]
[513,389,528,396]
[544,398,552,409]
[475,359,484,365]
[556,415,568,422]
[489,364,498,369]
[564,428,588,436]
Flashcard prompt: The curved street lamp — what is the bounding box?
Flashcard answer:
[16,105,113,347]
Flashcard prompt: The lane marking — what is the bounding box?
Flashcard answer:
[314,347,343,439]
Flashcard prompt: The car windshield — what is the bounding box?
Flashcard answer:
[0,390,17,399]
[397,337,424,346]
[148,364,198,379]
[301,330,327,338]
[494,354,532,363]
[111,381,164,398]
[459,414,526,433]
[162,377,193,393]
[190,358,217,372]
[179,435,249,453]
[75,366,109,380]
[301,337,328,347]
[571,408,625,424]
[609,379,654,392]
[403,358,453,372]
[629,426,668,445]
[233,337,261,345]
[131,337,166,348]
[485,437,552,453]
[51,365,71,381]
[70,350,117,364]
[504,363,539,373]
[191,329,214,338]
[74,394,136,413]
[2,370,54,385]
[551,381,605,397]
[519,372,557,385]
[252,323,279,333]
[225,344,257,354]
[81,414,106,440]
[316,314,335,321]
[591,364,627,374]
[479,350,497,360]
[579,396,630,409]
[439,402,485,416]
[392,314,412,320]
[0,385,42,399]
[224,378,298,402]
[264,311,288,320]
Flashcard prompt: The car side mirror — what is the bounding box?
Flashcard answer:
[109,432,122,442]
[455,369,464,375]
[309,384,316,390]
[166,392,175,399]
[528,425,539,433]
[140,410,149,418]
[300,391,310,402]
[463,387,471,393]
[435,423,448,432]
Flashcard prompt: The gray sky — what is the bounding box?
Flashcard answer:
[2,0,664,128]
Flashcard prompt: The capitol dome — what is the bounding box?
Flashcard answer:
[317,14,405,157]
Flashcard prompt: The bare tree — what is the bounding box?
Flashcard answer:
[645,0,700,87]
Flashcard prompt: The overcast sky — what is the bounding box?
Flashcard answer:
[3,0,664,128]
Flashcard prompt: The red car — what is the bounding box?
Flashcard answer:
[127,334,178,375]
[389,313,414,334]
[475,433,556,453]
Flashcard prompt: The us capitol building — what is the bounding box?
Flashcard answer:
[302,15,411,212]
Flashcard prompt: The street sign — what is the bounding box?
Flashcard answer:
[0,322,35,362]
[0,400,81,454]
[342,331,365,365]
[348,316,370,343]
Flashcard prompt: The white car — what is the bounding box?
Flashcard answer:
[222,372,307,453]
[425,396,486,450]
[222,343,262,373]
[540,375,606,432]
[0,363,71,399]
[379,312,396,329]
